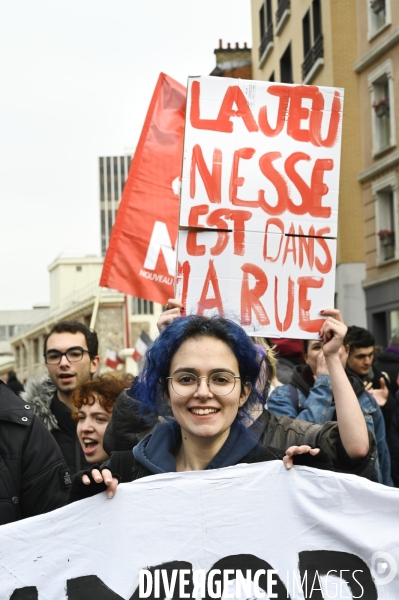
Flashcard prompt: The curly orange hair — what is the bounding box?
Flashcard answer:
[71,374,125,420]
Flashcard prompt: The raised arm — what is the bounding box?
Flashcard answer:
[320,309,369,459]
[157,298,183,334]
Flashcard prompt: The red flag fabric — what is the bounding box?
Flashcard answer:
[100,73,186,304]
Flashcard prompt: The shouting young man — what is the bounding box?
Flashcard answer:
[22,321,100,475]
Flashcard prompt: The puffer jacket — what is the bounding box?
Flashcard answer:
[21,375,89,475]
[0,381,71,525]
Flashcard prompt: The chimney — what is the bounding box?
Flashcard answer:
[219,39,223,49]
[244,42,247,48]
[227,42,231,49]
[235,42,239,48]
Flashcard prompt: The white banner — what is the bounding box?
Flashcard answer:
[0,462,398,600]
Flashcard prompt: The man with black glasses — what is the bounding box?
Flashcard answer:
[22,321,99,475]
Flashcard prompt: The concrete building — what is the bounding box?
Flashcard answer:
[354,0,399,345]
[99,153,133,256]
[250,0,367,326]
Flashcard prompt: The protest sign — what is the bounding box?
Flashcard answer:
[100,73,185,305]
[0,462,398,599]
[177,76,343,337]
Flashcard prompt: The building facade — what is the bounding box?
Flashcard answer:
[210,40,253,79]
[354,0,399,346]
[99,153,133,256]
[0,307,49,381]
[250,0,367,326]
[9,256,126,382]
[8,255,165,380]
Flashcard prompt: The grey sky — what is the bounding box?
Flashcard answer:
[0,0,252,310]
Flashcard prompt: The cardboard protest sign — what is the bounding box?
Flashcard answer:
[177,76,343,337]
[0,463,398,599]
[100,73,186,305]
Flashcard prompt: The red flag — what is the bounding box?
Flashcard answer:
[100,73,186,304]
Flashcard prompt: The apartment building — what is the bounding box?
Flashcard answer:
[250,0,367,326]
[354,0,399,345]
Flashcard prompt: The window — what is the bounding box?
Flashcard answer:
[367,0,391,40]
[301,0,324,83]
[372,173,398,264]
[259,3,265,40]
[76,266,82,272]
[280,43,293,84]
[302,10,311,57]
[312,0,322,39]
[132,298,154,315]
[0,326,6,341]
[275,0,290,35]
[391,310,399,337]
[368,59,396,156]
[258,0,273,64]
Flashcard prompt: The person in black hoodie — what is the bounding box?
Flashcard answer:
[69,313,370,503]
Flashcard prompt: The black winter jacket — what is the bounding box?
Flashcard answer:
[374,349,399,397]
[21,375,89,476]
[0,381,71,525]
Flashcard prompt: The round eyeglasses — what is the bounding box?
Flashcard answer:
[44,346,91,365]
[166,372,241,397]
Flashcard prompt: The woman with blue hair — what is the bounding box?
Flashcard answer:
[68,312,369,502]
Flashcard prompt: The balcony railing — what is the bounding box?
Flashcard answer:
[302,34,324,81]
[276,0,291,27]
[259,22,273,60]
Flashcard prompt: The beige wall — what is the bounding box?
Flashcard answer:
[355,0,399,281]
[330,0,365,264]
[357,0,399,57]
[48,256,103,313]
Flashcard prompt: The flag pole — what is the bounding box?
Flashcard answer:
[124,294,131,348]
[90,287,102,331]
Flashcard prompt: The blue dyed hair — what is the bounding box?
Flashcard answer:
[129,315,266,424]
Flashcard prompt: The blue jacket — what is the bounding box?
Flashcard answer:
[268,366,393,486]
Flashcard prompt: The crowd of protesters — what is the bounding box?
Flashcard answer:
[0,301,398,526]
